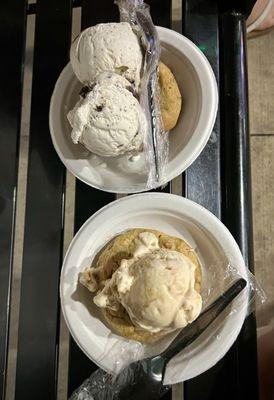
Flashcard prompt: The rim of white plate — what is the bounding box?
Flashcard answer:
[60,193,248,383]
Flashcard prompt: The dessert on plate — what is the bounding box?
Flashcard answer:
[80,228,202,343]
[68,22,182,158]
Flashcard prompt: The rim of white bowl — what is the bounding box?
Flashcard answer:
[49,27,218,193]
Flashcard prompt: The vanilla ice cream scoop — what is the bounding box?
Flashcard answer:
[92,232,202,333]
[70,22,143,89]
[67,73,145,157]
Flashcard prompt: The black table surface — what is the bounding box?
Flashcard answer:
[0,0,258,399]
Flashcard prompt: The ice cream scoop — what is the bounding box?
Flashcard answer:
[90,232,202,333]
[67,73,145,157]
[70,22,143,89]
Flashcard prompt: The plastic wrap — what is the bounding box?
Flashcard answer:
[69,362,170,400]
[69,264,266,400]
[115,0,169,189]
[200,262,266,313]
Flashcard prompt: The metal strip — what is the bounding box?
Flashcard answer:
[183,0,221,218]
[182,0,223,399]
[219,11,258,399]
[27,0,82,15]
[57,7,80,399]
[5,14,36,400]
[15,1,72,398]
[0,1,27,398]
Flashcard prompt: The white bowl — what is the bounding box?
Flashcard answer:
[60,193,248,384]
[50,27,218,193]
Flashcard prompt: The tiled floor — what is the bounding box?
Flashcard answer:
[4,6,274,400]
[248,30,274,399]
[249,31,274,135]
[248,31,274,330]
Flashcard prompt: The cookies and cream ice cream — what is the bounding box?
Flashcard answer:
[70,22,143,89]
[80,232,202,334]
[68,20,182,160]
[67,73,145,157]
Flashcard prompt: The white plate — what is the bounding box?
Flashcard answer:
[50,27,218,193]
[60,193,248,384]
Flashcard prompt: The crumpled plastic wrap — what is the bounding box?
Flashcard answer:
[69,263,266,400]
[116,0,169,189]
[69,362,170,400]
